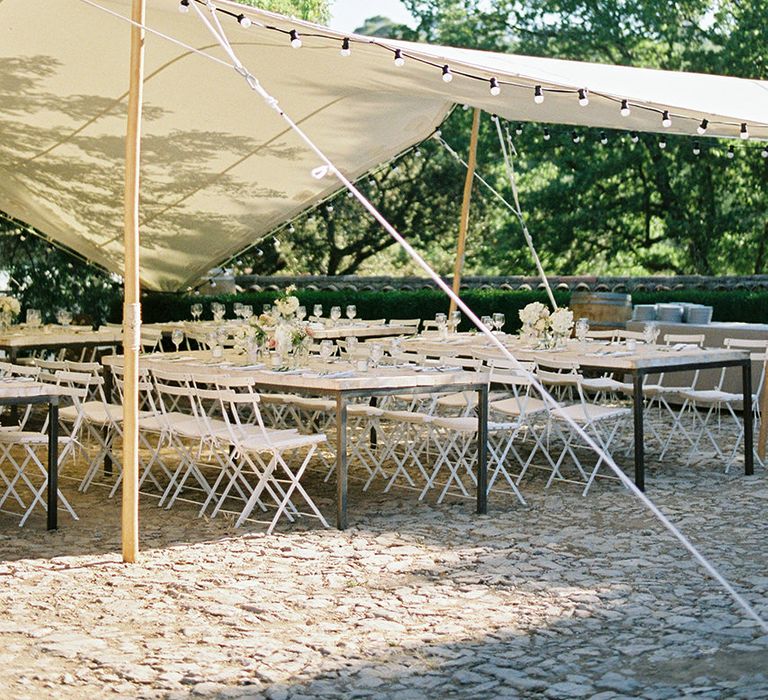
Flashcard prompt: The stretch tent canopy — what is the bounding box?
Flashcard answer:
[1,0,766,291]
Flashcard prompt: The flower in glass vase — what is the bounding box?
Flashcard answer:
[273,284,301,319]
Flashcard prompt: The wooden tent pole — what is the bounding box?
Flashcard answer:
[448,108,481,316]
[122,0,146,564]
[758,363,768,461]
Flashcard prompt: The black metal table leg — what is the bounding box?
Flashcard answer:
[477,383,489,514]
[47,399,59,531]
[336,393,348,530]
[633,372,645,491]
[742,359,754,476]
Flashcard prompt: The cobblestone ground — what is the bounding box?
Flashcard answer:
[1,427,767,700]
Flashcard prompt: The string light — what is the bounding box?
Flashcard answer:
[659,136,667,149]
[762,146,768,158]
[393,49,405,67]
[534,85,544,104]
[289,29,302,48]
[489,77,501,96]
[178,0,189,12]
[620,99,630,117]
[543,128,550,141]
[578,88,589,106]
[662,110,672,128]
[600,131,608,145]
[515,124,523,135]
[572,131,580,144]
[727,145,735,159]
[740,123,749,140]
[287,225,295,234]
[237,13,251,28]
[441,65,453,83]
[693,141,701,155]
[340,37,351,56]
[697,118,709,135]
[631,132,639,143]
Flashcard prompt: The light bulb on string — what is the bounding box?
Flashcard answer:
[693,141,701,155]
[578,88,589,106]
[179,0,189,12]
[534,85,544,104]
[762,146,768,159]
[600,131,608,145]
[697,118,708,135]
[414,147,422,157]
[659,137,667,149]
[326,204,334,213]
[489,77,501,96]
[340,38,351,56]
[740,123,749,140]
[572,131,580,144]
[289,30,302,48]
[515,124,523,136]
[727,145,735,159]
[662,110,672,128]
[543,127,550,141]
[237,13,251,28]
[393,49,405,67]
[630,132,639,143]
[620,99,630,117]
[441,65,453,83]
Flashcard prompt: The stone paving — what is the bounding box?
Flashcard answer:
[1,435,768,699]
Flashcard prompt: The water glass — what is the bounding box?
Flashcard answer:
[575,318,589,341]
[330,306,342,325]
[191,303,202,321]
[493,312,506,333]
[450,310,461,333]
[296,305,307,322]
[313,304,323,319]
[241,305,253,321]
[262,303,272,315]
[369,342,384,368]
[56,309,72,326]
[481,315,493,331]
[346,305,357,321]
[171,328,184,352]
[346,336,359,356]
[233,302,243,319]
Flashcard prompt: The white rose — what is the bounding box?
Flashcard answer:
[550,308,574,335]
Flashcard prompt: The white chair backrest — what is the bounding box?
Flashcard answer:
[663,333,705,346]
[586,329,616,341]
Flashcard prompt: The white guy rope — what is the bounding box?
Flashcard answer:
[80,0,768,634]
[437,134,558,309]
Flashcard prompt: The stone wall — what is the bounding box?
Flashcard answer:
[232,274,768,294]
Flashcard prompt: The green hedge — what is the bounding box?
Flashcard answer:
[131,288,768,330]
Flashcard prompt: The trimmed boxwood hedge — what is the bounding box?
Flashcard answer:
[130,288,768,331]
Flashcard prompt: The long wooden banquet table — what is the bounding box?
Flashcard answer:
[103,350,489,529]
[406,334,754,490]
[0,326,122,363]
[144,321,415,343]
[0,379,60,530]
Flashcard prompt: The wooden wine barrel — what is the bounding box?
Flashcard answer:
[570,291,632,329]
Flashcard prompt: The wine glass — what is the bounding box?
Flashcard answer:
[296,305,307,322]
[435,312,447,331]
[493,312,506,333]
[450,310,461,333]
[481,315,493,332]
[330,306,342,325]
[369,343,384,368]
[262,303,272,315]
[575,318,590,342]
[313,304,323,320]
[171,328,184,353]
[345,336,359,357]
[346,305,357,321]
[241,305,253,321]
[191,303,202,321]
[643,322,659,345]
[233,302,243,320]
[319,339,334,363]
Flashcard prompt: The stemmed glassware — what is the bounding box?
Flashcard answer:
[233,302,243,320]
[481,315,494,332]
[319,339,335,363]
[171,328,184,353]
[643,322,659,345]
[241,305,253,321]
[450,310,461,333]
[435,312,447,334]
[313,304,323,321]
[330,306,342,326]
[346,305,357,322]
[575,318,590,342]
[190,303,202,321]
[26,309,41,328]
[56,309,72,326]
[369,342,384,368]
[262,303,272,315]
[492,312,506,333]
[211,302,225,322]
[296,306,307,322]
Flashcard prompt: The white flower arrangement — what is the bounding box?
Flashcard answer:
[273,284,300,318]
[0,295,21,318]
[519,302,574,347]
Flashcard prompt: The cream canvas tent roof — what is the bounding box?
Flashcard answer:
[1,0,766,291]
